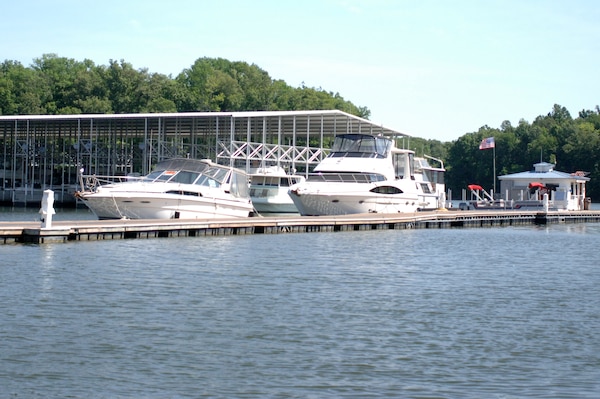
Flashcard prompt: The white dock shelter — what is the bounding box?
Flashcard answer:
[0,110,408,206]
[498,162,590,211]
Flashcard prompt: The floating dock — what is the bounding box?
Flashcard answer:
[3,210,600,244]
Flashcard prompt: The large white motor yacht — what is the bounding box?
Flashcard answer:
[288,133,445,216]
[76,158,253,220]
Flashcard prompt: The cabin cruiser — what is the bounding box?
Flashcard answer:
[288,133,446,215]
[248,166,305,214]
[75,158,253,219]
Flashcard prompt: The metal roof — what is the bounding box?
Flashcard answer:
[499,169,590,182]
[0,110,409,137]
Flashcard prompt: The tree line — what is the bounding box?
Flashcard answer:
[1,54,599,200]
[0,54,369,117]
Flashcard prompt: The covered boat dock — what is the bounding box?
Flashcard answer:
[0,110,407,206]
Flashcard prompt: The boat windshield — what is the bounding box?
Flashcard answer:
[167,171,201,184]
[329,134,391,158]
[154,170,178,182]
[229,170,250,198]
[251,176,281,187]
[195,166,230,188]
[143,170,164,182]
[142,158,211,182]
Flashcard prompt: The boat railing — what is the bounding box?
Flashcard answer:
[328,152,384,159]
[307,172,385,183]
[78,174,143,193]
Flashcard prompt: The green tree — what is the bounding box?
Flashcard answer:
[103,59,146,113]
[230,61,273,110]
[562,119,600,198]
[136,72,178,113]
[445,132,487,194]
[32,54,82,113]
[268,79,296,110]
[1,60,49,114]
[0,62,17,114]
[2,54,371,119]
[70,59,111,113]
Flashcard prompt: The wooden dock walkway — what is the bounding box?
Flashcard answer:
[2,209,600,244]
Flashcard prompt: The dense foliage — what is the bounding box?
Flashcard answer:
[0,54,370,117]
[1,54,598,199]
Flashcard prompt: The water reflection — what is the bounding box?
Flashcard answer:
[0,206,95,222]
[1,217,600,398]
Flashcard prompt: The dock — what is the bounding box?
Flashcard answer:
[3,209,600,244]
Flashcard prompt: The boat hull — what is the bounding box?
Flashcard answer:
[289,186,420,216]
[79,192,253,220]
[251,198,299,214]
[250,187,300,214]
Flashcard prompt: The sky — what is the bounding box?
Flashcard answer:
[2,0,599,142]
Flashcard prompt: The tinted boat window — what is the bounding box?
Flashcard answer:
[168,171,200,184]
[230,170,250,198]
[143,170,164,182]
[370,186,404,194]
[156,171,177,181]
[195,174,220,188]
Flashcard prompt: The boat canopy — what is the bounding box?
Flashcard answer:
[142,159,212,183]
[154,158,212,174]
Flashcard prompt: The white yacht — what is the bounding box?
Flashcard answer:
[413,155,446,210]
[248,166,305,214]
[288,133,446,216]
[75,158,253,220]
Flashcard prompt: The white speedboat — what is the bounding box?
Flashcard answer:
[75,158,253,220]
[249,166,305,214]
[288,133,446,215]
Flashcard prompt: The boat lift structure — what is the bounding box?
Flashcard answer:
[0,110,407,206]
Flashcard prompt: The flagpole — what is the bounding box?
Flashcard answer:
[493,145,496,195]
[479,137,496,195]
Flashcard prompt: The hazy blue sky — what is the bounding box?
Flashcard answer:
[2,0,599,141]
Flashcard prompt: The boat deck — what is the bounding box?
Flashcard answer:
[3,209,600,244]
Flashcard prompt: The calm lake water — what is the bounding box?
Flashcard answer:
[1,208,600,398]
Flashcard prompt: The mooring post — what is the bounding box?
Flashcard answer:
[39,189,56,229]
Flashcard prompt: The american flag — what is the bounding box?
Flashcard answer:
[479,137,495,150]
